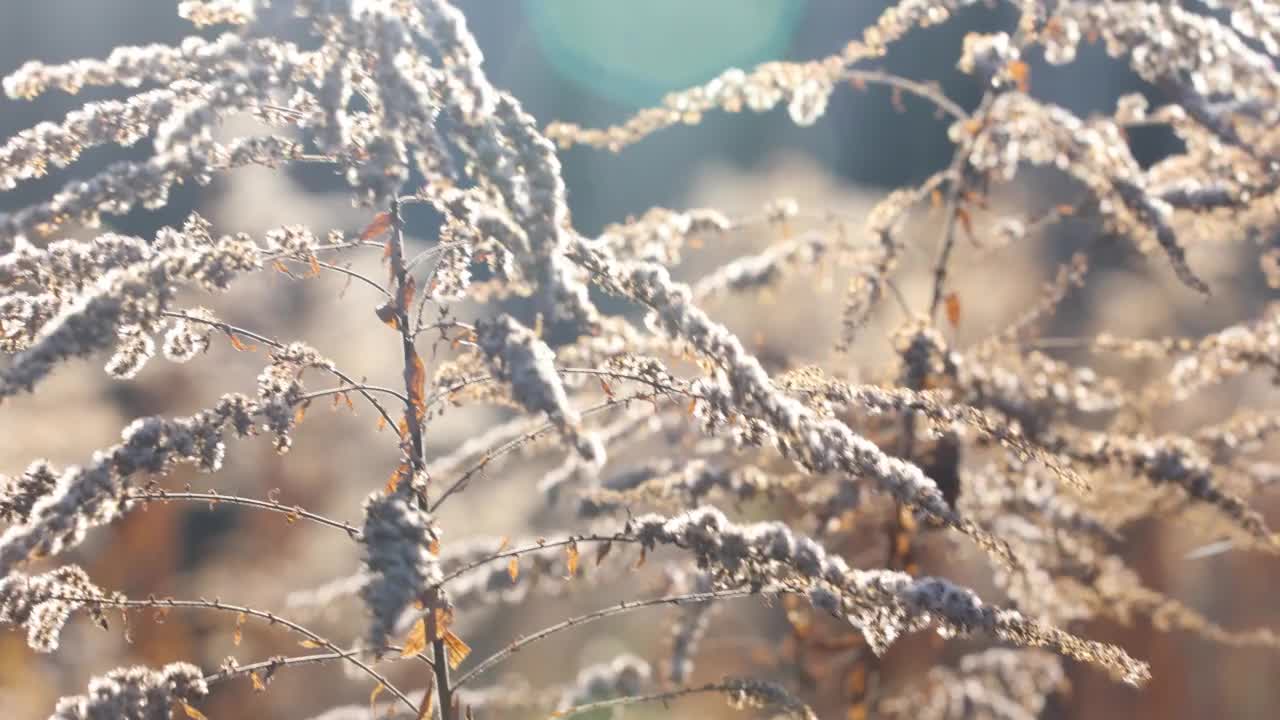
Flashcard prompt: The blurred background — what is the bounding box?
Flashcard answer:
[1,2,1277,719]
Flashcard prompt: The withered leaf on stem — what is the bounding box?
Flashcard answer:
[401,618,428,658]
[945,292,962,328]
[409,351,427,422]
[361,212,393,241]
[565,541,580,578]
[375,301,400,330]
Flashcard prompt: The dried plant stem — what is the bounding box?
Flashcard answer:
[433,534,637,590]
[428,392,685,512]
[552,679,810,719]
[386,196,450,719]
[124,489,362,538]
[453,587,762,689]
[202,641,431,686]
[845,69,969,122]
[161,309,402,431]
[46,594,421,713]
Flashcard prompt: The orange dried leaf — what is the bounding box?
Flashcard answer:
[376,415,388,432]
[427,608,448,642]
[180,701,209,720]
[299,639,322,648]
[227,333,256,353]
[930,189,943,209]
[416,683,435,720]
[599,378,614,399]
[362,212,393,241]
[272,259,291,275]
[250,671,266,693]
[1007,60,1030,92]
[565,542,580,578]
[428,538,441,555]
[386,462,411,493]
[508,557,519,583]
[1056,204,1076,216]
[233,611,246,646]
[944,293,962,328]
[401,618,428,657]
[370,683,385,716]
[409,351,427,422]
[307,254,322,279]
[443,629,470,669]
[497,536,511,552]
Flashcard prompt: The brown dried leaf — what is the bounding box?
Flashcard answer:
[945,293,962,328]
[1007,60,1030,92]
[401,618,428,658]
[403,275,417,313]
[565,542,580,578]
[362,212,393,241]
[226,332,256,353]
[386,461,411,493]
[416,681,435,720]
[410,351,427,422]
[595,541,613,566]
[443,630,470,669]
[375,301,400,330]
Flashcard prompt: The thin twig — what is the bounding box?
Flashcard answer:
[125,489,362,539]
[453,588,762,688]
[48,595,420,714]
